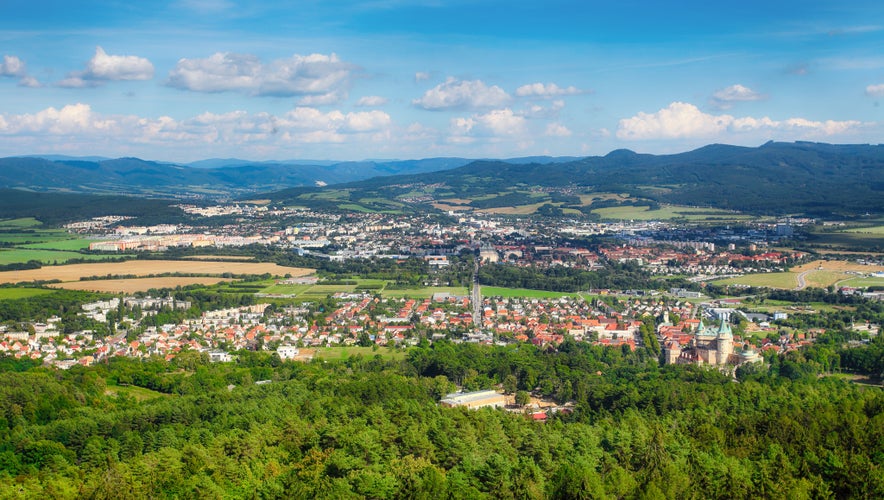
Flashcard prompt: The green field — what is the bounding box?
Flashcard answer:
[0,217,43,229]
[259,279,468,300]
[592,205,751,222]
[838,277,884,288]
[842,225,884,235]
[0,248,128,265]
[714,273,798,289]
[481,286,579,298]
[312,346,407,361]
[381,286,469,298]
[20,238,93,251]
[0,287,56,300]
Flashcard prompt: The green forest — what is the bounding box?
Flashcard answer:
[1,340,882,499]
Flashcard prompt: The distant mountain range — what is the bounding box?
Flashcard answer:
[264,142,884,217]
[3,142,883,217]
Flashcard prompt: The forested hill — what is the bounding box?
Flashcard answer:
[268,142,884,216]
[0,156,477,197]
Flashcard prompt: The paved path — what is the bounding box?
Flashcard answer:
[794,270,810,290]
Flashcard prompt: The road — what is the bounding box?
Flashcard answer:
[472,259,481,330]
[795,270,810,290]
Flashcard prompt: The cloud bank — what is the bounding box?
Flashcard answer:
[617,102,864,141]
[166,52,353,103]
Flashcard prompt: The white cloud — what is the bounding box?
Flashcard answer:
[0,103,393,156]
[710,84,764,109]
[167,52,353,101]
[413,78,510,110]
[617,101,863,140]
[449,108,526,140]
[545,123,572,137]
[0,55,26,77]
[414,72,430,82]
[865,83,884,97]
[515,82,583,98]
[521,100,565,119]
[1,55,39,87]
[58,47,154,87]
[355,95,389,107]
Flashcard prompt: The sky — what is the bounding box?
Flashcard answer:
[1,0,883,162]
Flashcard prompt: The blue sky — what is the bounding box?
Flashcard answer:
[1,0,883,161]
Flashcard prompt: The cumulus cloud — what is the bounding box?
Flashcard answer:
[413,78,510,110]
[865,83,884,97]
[0,103,393,156]
[414,71,430,82]
[449,108,526,141]
[167,52,353,102]
[515,82,583,98]
[58,47,154,87]
[710,84,765,109]
[0,55,26,77]
[522,100,565,119]
[545,123,572,137]
[355,95,389,107]
[1,55,39,87]
[617,101,863,140]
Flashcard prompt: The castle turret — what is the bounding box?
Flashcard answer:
[716,319,733,364]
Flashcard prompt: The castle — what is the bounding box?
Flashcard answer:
[662,312,762,369]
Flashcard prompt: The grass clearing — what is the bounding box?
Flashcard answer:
[482,286,579,298]
[0,287,56,300]
[838,277,884,288]
[105,384,171,401]
[312,346,407,361]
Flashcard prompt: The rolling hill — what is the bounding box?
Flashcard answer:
[265,141,884,217]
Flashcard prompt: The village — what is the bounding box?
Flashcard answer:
[2,282,851,373]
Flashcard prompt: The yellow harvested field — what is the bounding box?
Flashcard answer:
[792,260,884,273]
[432,203,472,211]
[49,277,235,293]
[182,255,256,261]
[0,260,313,284]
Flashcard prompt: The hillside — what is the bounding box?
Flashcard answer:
[265,142,884,217]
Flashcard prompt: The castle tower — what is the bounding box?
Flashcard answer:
[716,319,733,365]
[663,340,681,364]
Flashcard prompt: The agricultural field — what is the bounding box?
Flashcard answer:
[715,259,884,290]
[481,286,579,298]
[259,279,467,300]
[0,217,43,229]
[714,273,798,289]
[591,205,751,222]
[49,277,236,293]
[381,286,468,298]
[19,239,95,251]
[0,260,312,285]
[0,287,56,300]
[0,248,126,265]
[842,225,884,235]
